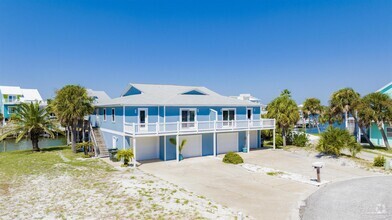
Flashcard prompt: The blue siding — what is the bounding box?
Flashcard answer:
[123,87,142,96]
[98,107,124,132]
[165,135,177,160]
[202,133,214,156]
[159,136,165,160]
[238,131,246,151]
[124,106,159,124]
[101,131,123,149]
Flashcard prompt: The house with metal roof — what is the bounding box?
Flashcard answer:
[369,82,392,147]
[90,83,276,163]
[0,86,43,123]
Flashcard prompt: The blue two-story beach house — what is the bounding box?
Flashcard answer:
[90,83,275,162]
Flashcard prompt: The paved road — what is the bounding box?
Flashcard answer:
[302,176,392,220]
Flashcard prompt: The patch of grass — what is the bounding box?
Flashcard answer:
[363,145,392,155]
[266,171,284,176]
[0,146,114,182]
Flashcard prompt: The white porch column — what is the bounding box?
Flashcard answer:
[133,137,136,168]
[122,135,125,149]
[246,130,250,153]
[176,134,179,162]
[273,128,276,150]
[213,132,217,156]
[164,136,167,161]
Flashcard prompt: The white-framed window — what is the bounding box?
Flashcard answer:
[387,127,392,137]
[111,108,115,122]
[8,95,17,103]
[103,108,107,121]
[180,108,196,128]
[222,108,235,126]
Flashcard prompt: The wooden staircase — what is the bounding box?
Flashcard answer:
[91,127,109,158]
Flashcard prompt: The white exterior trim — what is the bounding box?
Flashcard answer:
[100,127,124,136]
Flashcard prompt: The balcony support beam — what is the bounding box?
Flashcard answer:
[164,136,167,161]
[176,134,179,162]
[273,128,276,150]
[246,130,250,153]
[213,132,217,157]
[133,137,137,168]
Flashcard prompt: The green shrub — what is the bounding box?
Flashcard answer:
[222,152,244,164]
[316,126,360,156]
[373,155,386,167]
[116,149,134,166]
[292,132,309,147]
[347,141,362,158]
[275,134,283,147]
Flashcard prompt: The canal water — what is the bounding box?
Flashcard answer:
[0,136,66,152]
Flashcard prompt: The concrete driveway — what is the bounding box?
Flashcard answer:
[139,149,381,219]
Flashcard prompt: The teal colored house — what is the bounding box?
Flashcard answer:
[0,86,43,123]
[91,83,276,163]
[369,82,392,147]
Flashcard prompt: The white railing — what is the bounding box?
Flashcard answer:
[124,119,275,135]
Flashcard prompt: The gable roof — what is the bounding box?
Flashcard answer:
[0,86,23,95]
[87,89,111,104]
[98,83,260,107]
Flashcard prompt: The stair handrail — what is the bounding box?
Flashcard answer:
[90,123,99,157]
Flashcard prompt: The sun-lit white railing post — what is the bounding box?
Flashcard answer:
[132,123,136,135]
[213,120,216,132]
[177,121,180,134]
[156,122,159,134]
[196,121,199,132]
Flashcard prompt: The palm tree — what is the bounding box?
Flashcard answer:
[169,138,187,156]
[266,90,299,146]
[50,85,94,153]
[303,98,323,133]
[330,88,374,147]
[0,102,59,151]
[358,92,392,149]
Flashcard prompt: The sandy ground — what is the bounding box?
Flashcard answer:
[0,156,236,220]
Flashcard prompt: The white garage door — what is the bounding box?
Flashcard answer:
[250,131,258,149]
[180,135,202,158]
[136,137,159,161]
[217,132,238,154]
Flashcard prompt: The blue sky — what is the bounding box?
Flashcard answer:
[0,0,391,104]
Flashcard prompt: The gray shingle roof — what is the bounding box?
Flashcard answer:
[97,83,260,107]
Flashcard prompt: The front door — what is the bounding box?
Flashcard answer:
[138,108,148,131]
[222,109,235,127]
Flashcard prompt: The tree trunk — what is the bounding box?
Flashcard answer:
[66,126,71,145]
[282,129,286,147]
[303,118,307,133]
[352,114,375,148]
[379,126,391,150]
[31,134,40,152]
[71,124,77,153]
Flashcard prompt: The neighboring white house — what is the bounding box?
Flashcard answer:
[0,86,43,123]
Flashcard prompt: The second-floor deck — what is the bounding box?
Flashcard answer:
[123,119,275,136]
